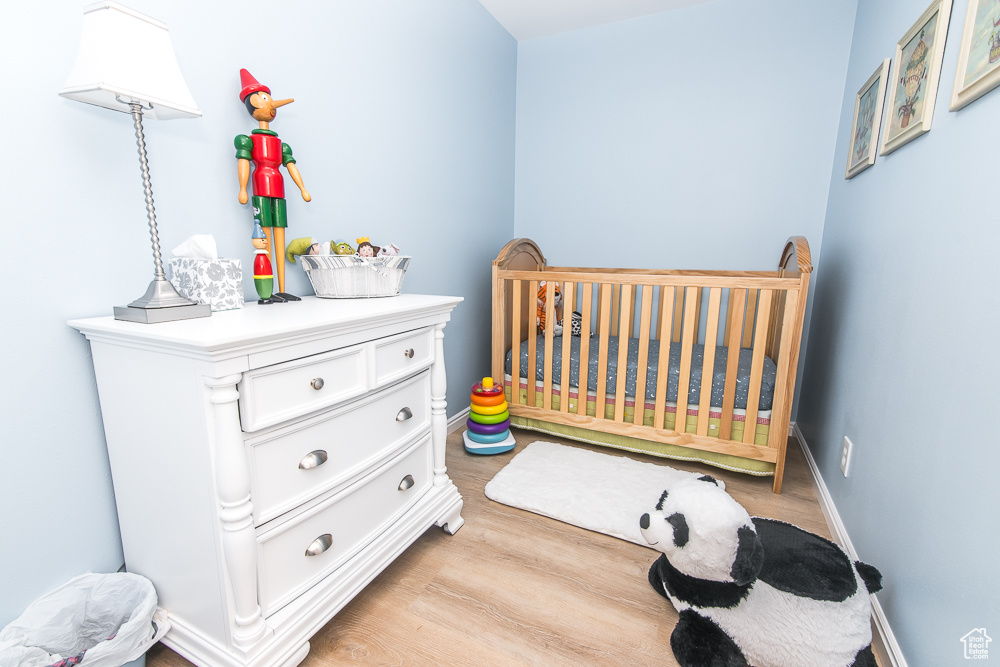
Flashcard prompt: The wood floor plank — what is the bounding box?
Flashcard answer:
[146,428,887,667]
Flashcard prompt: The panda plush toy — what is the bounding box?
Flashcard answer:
[639,475,882,667]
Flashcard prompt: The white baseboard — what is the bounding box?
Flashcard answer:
[790,422,907,667]
[448,407,470,434]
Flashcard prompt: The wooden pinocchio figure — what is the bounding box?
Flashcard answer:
[251,222,274,304]
[235,68,310,302]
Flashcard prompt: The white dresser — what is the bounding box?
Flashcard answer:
[70,295,464,667]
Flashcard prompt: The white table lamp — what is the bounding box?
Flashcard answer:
[60,1,210,322]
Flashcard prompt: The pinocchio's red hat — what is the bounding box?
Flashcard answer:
[239,69,270,101]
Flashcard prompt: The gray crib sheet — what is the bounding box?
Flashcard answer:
[505,335,777,411]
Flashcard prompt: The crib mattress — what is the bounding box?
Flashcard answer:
[505,335,778,411]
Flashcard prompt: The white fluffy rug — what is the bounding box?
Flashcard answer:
[484,441,699,547]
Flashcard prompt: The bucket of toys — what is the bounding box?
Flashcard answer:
[299,254,410,298]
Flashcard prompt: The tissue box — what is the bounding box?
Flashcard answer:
[168,258,244,311]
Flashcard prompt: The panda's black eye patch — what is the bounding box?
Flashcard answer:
[666,512,689,547]
[655,490,669,511]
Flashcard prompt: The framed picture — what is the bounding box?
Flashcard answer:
[880,0,954,155]
[950,0,1000,110]
[847,59,891,178]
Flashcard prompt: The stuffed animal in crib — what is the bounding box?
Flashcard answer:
[536,281,563,335]
[639,475,882,667]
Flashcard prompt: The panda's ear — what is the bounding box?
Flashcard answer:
[655,490,669,511]
[730,524,763,585]
[697,474,725,491]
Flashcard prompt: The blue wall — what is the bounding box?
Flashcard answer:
[0,0,515,626]
[798,0,1000,663]
[513,0,858,412]
[513,0,857,273]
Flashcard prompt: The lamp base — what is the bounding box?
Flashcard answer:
[114,302,211,323]
[114,278,212,323]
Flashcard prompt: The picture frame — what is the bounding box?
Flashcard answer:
[846,59,891,178]
[950,0,1000,110]
[880,0,954,155]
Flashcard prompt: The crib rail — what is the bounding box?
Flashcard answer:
[491,237,811,493]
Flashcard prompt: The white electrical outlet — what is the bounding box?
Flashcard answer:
[840,436,854,477]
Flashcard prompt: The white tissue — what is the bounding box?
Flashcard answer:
[172,234,219,260]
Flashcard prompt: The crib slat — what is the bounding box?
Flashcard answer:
[692,288,703,343]
[655,286,667,340]
[697,287,722,437]
[577,282,594,416]
[542,281,556,411]
[675,287,699,436]
[613,284,633,422]
[511,280,522,408]
[720,288,746,441]
[742,289,759,348]
[559,281,575,413]
[767,288,799,491]
[633,286,654,426]
[743,289,773,444]
[527,280,539,409]
[723,288,735,342]
[671,288,685,343]
[595,283,613,419]
[609,283,622,336]
[625,285,636,337]
[654,286,676,430]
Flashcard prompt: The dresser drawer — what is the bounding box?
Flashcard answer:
[256,435,433,617]
[373,328,434,387]
[247,371,431,525]
[239,343,369,432]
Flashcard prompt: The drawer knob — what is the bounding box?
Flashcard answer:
[403,348,414,358]
[398,474,415,491]
[310,378,325,391]
[396,407,413,422]
[298,450,329,470]
[305,534,333,557]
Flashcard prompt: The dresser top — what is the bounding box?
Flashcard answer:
[69,294,463,354]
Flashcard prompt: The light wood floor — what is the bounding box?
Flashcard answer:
[147,429,888,666]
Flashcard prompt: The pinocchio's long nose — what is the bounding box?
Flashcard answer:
[271,97,294,109]
[640,513,650,530]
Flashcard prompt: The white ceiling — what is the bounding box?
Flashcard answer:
[477,0,718,41]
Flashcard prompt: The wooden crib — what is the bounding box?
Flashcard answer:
[490,237,811,493]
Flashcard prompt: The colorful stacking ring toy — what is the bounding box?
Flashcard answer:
[468,409,510,425]
[465,418,510,434]
[464,430,510,444]
[470,401,508,416]
[463,377,516,455]
[469,392,505,407]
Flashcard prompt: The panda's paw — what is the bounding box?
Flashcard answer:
[647,555,670,600]
[670,610,748,667]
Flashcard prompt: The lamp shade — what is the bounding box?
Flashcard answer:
[59,1,201,120]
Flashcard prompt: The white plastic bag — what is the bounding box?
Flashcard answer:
[0,572,168,667]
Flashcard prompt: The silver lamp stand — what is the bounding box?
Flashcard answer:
[113,101,210,323]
